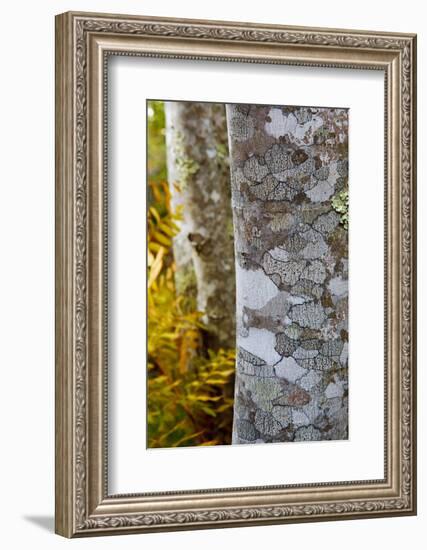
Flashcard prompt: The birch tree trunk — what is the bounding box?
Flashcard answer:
[165,102,235,350]
[226,104,349,444]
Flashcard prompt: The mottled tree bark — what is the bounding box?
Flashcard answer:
[226,104,349,444]
[165,102,236,349]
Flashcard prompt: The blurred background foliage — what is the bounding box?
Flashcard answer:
[147,101,235,448]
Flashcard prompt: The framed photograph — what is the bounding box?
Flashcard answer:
[55,11,417,537]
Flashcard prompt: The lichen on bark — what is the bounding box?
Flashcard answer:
[165,101,236,349]
[226,103,349,444]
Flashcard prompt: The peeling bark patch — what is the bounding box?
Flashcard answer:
[227,103,348,444]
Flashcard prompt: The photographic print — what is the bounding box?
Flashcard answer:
[147,100,349,448]
[56,12,416,536]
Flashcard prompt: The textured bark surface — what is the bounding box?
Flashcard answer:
[165,102,236,349]
[226,104,349,444]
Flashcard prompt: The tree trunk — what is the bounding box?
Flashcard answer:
[226,104,349,444]
[165,101,236,350]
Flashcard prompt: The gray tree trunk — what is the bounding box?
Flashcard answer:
[226,104,349,444]
[165,101,236,350]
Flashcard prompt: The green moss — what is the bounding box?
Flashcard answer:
[331,189,349,230]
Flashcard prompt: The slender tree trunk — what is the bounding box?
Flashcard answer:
[226,104,349,444]
[165,101,236,350]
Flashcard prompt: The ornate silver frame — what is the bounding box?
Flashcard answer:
[55,11,417,537]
